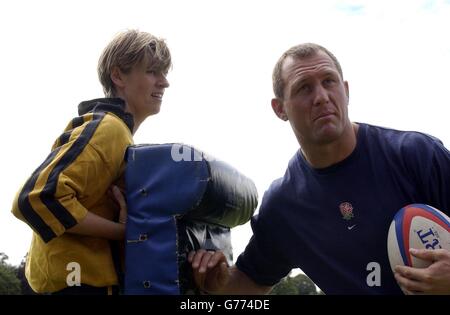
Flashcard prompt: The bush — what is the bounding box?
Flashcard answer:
[0,253,21,295]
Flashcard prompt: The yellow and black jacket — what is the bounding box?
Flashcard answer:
[11,98,134,293]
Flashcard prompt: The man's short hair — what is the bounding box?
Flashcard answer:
[272,43,343,99]
[98,29,172,97]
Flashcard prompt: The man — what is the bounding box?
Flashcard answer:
[189,43,450,294]
[11,29,171,294]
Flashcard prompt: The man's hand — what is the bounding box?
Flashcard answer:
[394,248,450,295]
[188,249,230,294]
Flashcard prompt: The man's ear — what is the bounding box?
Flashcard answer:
[110,66,126,89]
[344,81,350,104]
[271,98,288,121]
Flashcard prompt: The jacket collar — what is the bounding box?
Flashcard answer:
[78,98,134,132]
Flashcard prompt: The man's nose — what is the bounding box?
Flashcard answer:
[313,85,329,106]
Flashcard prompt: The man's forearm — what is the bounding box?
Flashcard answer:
[218,266,272,295]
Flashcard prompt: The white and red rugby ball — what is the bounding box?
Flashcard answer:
[387,204,450,270]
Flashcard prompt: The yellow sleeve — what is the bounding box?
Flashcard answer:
[11,113,124,243]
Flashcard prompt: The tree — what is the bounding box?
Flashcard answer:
[292,274,319,295]
[0,252,8,265]
[16,255,36,295]
[270,276,299,295]
[270,273,320,295]
[0,252,21,295]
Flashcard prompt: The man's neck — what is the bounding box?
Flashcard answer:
[300,122,359,169]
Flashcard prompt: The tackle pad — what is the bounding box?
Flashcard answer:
[123,144,258,294]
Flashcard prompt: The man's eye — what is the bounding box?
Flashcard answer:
[297,85,309,93]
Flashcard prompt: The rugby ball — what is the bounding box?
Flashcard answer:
[387,204,450,271]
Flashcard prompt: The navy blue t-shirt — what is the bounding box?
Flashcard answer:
[236,123,450,294]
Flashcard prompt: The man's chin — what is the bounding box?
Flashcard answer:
[314,126,341,144]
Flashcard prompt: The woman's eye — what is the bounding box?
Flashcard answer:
[297,85,309,94]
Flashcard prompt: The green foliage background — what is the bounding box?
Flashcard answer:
[1,251,323,295]
[270,273,323,295]
[0,253,21,295]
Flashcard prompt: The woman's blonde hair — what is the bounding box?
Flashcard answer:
[98,29,172,97]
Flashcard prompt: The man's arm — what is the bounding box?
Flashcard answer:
[189,250,272,295]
